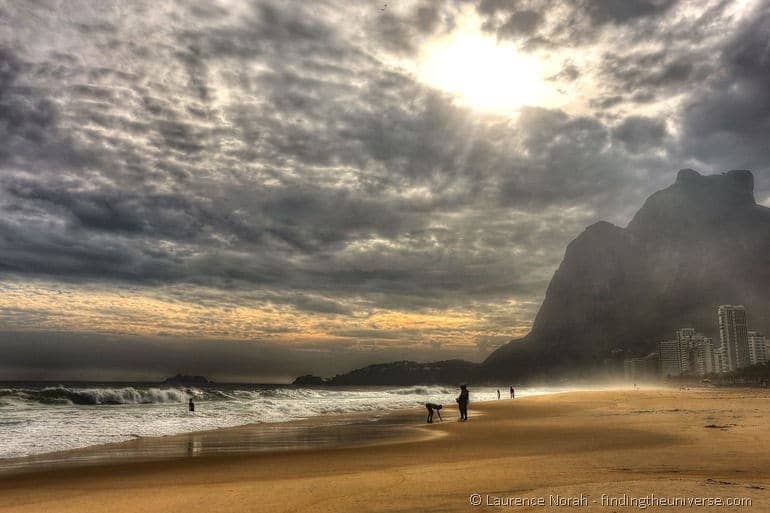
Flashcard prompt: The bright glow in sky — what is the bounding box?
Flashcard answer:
[416,32,553,115]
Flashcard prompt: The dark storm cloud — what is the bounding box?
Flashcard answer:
[476,0,518,16]
[492,108,673,214]
[0,0,768,379]
[612,116,668,154]
[0,48,87,169]
[0,0,660,313]
[478,0,679,47]
[680,2,770,178]
[496,10,542,37]
[583,0,678,24]
[596,49,712,108]
[601,51,695,89]
[371,1,457,54]
[478,0,676,22]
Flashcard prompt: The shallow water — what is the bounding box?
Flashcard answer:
[0,382,562,465]
[0,410,429,475]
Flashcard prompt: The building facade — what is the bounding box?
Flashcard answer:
[748,331,767,366]
[676,328,696,373]
[658,339,682,377]
[718,305,750,371]
[676,328,715,376]
[693,337,716,375]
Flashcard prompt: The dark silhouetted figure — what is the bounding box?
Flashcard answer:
[456,385,469,421]
[510,386,515,399]
[188,397,195,412]
[497,389,500,400]
[425,403,443,423]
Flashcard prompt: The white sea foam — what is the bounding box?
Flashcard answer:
[0,384,564,459]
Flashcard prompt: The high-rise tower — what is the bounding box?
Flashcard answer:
[718,305,750,370]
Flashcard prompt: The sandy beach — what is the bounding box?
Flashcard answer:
[2,388,770,512]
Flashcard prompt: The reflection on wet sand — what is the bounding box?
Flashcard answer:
[0,409,430,476]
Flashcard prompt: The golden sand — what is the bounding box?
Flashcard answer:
[2,388,770,512]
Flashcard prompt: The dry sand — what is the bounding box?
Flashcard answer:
[2,388,770,512]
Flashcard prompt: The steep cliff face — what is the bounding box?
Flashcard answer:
[309,169,770,385]
[484,169,770,379]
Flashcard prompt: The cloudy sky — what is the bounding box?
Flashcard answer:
[1,0,768,381]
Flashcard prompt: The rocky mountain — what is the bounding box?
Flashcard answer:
[484,169,770,379]
[301,170,770,385]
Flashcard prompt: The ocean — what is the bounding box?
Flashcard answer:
[0,382,562,460]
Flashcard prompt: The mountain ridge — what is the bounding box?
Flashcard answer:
[301,169,770,385]
[483,169,770,380]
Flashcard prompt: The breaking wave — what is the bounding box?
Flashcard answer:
[0,383,532,459]
[385,386,454,395]
[0,386,192,406]
[0,384,465,408]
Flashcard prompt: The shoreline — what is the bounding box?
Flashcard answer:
[0,404,441,476]
[4,388,770,513]
[0,386,588,474]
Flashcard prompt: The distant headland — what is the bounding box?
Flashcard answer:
[162,374,211,386]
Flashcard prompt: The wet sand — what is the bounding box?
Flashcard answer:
[0,409,431,476]
[2,388,770,512]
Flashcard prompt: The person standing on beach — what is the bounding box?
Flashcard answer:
[497,389,500,400]
[510,386,515,399]
[188,397,195,412]
[456,385,469,421]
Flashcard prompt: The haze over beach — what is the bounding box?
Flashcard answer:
[2,0,770,512]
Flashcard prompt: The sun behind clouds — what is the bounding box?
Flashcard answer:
[416,31,554,115]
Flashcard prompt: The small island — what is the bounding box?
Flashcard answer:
[162,374,211,386]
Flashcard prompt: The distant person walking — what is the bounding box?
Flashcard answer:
[425,403,443,423]
[497,389,500,400]
[188,397,195,412]
[510,386,515,399]
[456,385,469,421]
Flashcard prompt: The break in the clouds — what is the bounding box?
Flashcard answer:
[0,0,768,381]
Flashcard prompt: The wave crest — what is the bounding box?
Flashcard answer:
[0,386,191,405]
[386,386,454,395]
